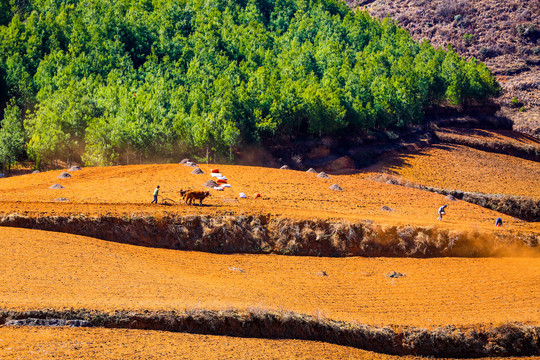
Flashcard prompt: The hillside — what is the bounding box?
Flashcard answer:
[0,133,539,357]
[357,0,540,136]
[0,0,500,169]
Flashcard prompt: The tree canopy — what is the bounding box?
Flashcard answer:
[0,0,500,167]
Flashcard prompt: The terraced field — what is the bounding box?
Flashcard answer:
[0,133,539,358]
[0,162,536,233]
[1,327,539,360]
[373,143,540,198]
[1,227,538,327]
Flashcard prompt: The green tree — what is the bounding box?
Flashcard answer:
[0,99,26,173]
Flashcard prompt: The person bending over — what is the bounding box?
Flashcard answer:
[437,204,447,221]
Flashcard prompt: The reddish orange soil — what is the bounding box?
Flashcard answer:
[0,163,537,235]
[1,227,538,327]
[1,326,538,360]
[371,144,540,199]
[436,128,540,148]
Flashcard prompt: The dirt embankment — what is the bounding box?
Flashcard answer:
[0,214,536,257]
[2,309,539,358]
[434,129,540,162]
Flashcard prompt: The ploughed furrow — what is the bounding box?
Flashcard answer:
[1,227,538,327]
[1,326,538,360]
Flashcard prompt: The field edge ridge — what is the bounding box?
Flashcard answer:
[1,308,539,358]
[0,213,537,257]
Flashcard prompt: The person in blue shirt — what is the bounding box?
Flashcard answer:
[495,217,503,227]
[437,204,447,221]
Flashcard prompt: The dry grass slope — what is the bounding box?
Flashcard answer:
[362,0,540,109]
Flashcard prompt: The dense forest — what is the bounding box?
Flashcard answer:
[0,0,499,168]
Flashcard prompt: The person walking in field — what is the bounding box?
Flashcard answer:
[151,185,160,204]
[437,204,447,221]
[495,217,503,227]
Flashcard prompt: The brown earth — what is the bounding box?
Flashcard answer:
[1,227,538,327]
[2,327,539,360]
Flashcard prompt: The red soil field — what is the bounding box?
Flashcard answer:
[436,128,540,148]
[0,163,537,235]
[0,326,537,360]
[371,144,540,199]
[1,227,538,327]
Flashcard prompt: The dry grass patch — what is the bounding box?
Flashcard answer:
[0,227,538,327]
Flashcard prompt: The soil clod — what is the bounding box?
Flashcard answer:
[49,184,65,189]
[68,166,82,171]
[280,165,290,170]
[191,167,204,175]
[381,206,395,212]
[329,184,343,191]
[57,172,71,179]
[306,168,317,173]
[32,170,40,174]
[387,271,405,278]
[55,198,70,202]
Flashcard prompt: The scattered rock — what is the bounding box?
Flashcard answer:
[306,168,317,173]
[446,194,457,201]
[179,158,190,164]
[381,206,395,212]
[32,170,40,174]
[387,271,406,278]
[191,167,204,175]
[185,161,198,167]
[5,318,92,327]
[316,270,328,276]
[49,184,65,189]
[68,166,82,171]
[204,179,218,188]
[57,172,71,179]
[228,266,245,273]
[317,171,330,178]
[280,165,290,170]
[55,197,70,202]
[329,184,343,191]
